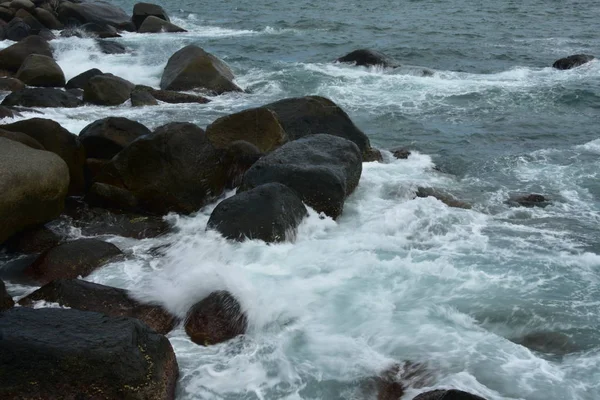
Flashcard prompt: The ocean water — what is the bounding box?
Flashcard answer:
[1,0,600,399]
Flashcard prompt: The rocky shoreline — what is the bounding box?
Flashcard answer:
[0,1,595,399]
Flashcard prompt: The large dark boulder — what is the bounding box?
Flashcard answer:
[4,17,30,41]
[0,77,26,92]
[0,279,13,311]
[65,68,103,89]
[552,54,595,70]
[14,8,43,31]
[4,225,61,254]
[19,279,176,334]
[208,183,307,242]
[413,389,487,400]
[24,238,122,284]
[94,122,229,215]
[131,86,159,106]
[15,54,66,87]
[336,49,399,68]
[0,138,69,244]
[263,96,374,159]
[84,73,135,105]
[185,291,247,346]
[79,116,151,159]
[57,0,135,31]
[160,45,243,94]
[240,134,362,219]
[206,107,288,152]
[33,7,64,30]
[1,87,83,107]
[138,15,185,33]
[0,35,51,73]
[1,118,86,195]
[0,127,44,149]
[375,362,432,400]
[132,2,170,30]
[9,0,35,12]
[0,307,178,399]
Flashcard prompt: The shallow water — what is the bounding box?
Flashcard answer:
[1,0,600,399]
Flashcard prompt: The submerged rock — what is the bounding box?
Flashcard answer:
[415,187,472,209]
[160,44,243,93]
[0,279,13,311]
[0,307,178,399]
[208,182,307,242]
[0,35,52,73]
[0,138,69,244]
[79,116,152,159]
[4,225,62,254]
[511,331,577,355]
[96,39,129,54]
[392,147,411,159]
[25,239,122,284]
[552,54,595,70]
[336,48,399,68]
[1,87,83,108]
[413,389,487,400]
[185,291,248,346]
[15,54,66,87]
[20,279,176,334]
[507,193,551,208]
[240,134,362,219]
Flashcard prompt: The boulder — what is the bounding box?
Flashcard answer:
[376,362,431,400]
[221,140,263,188]
[208,182,307,242]
[0,6,14,23]
[185,291,247,346]
[206,107,288,152]
[413,389,487,400]
[83,74,135,105]
[392,147,411,159]
[415,187,471,209]
[15,54,66,87]
[24,238,122,284]
[0,138,69,244]
[263,96,374,159]
[65,67,103,89]
[9,0,35,12]
[240,134,362,219]
[1,87,83,107]
[511,331,577,355]
[336,49,399,68]
[95,122,228,215]
[0,35,52,72]
[150,88,210,104]
[19,279,176,334]
[4,17,31,41]
[80,21,120,38]
[35,27,55,41]
[32,7,64,30]
[138,15,186,33]
[160,45,243,93]
[57,0,135,31]
[131,86,158,106]
[96,39,129,54]
[507,193,551,208]
[85,181,140,210]
[0,77,26,92]
[79,116,152,159]
[0,127,44,149]
[132,2,170,30]
[4,225,61,254]
[0,279,13,311]
[14,8,44,30]
[552,54,595,70]
[0,307,178,399]
[1,118,86,195]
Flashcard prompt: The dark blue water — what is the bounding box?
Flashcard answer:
[1,1,600,399]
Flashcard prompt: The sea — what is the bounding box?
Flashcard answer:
[1,0,599,399]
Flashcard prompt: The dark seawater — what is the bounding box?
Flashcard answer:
[1,0,600,399]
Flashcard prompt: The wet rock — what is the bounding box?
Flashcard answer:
[131,86,159,106]
[336,48,399,68]
[4,17,31,41]
[364,147,383,162]
[138,15,185,33]
[65,67,103,89]
[0,127,44,149]
[133,85,211,104]
[0,105,19,119]
[14,8,44,31]
[552,54,595,70]
[35,27,56,41]
[57,0,135,31]
[263,96,375,160]
[507,193,551,208]
[1,118,86,195]
[132,2,170,30]
[240,134,362,219]
[15,54,66,87]
[415,187,472,209]
[511,331,577,355]
[0,307,178,399]
[83,73,135,105]
[392,147,411,159]
[413,389,487,400]
[79,21,121,38]
[206,107,288,152]
[96,39,129,54]
[19,279,176,334]
[375,362,433,400]
[84,157,109,188]
[24,238,122,284]
[0,254,37,284]
[185,291,247,346]
[4,225,61,254]
[32,7,64,30]
[0,77,26,92]
[1,87,83,108]
[95,122,228,215]
[85,182,140,210]
[221,140,263,188]
[0,279,13,311]
[0,138,69,244]
[79,116,152,159]
[208,182,307,242]
[160,44,243,93]
[0,35,52,73]
[9,0,35,12]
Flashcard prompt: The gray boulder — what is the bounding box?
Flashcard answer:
[65,68,103,89]
[83,74,135,105]
[57,0,135,31]
[132,2,170,30]
[79,116,151,159]
[15,54,66,87]
[1,87,82,108]
[552,54,595,70]
[0,34,51,72]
